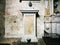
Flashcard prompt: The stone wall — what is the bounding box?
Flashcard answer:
[5,0,54,38]
[5,0,23,38]
[5,0,45,38]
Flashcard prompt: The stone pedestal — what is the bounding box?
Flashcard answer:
[20,10,39,42]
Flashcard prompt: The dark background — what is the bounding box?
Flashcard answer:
[0,0,5,39]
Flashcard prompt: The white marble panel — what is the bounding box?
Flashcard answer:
[52,16,60,22]
[57,23,60,34]
[52,23,57,33]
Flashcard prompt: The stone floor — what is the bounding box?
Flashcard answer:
[0,38,46,45]
[0,38,19,44]
[38,39,46,45]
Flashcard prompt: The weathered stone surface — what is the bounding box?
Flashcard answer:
[5,0,45,38]
[5,16,22,37]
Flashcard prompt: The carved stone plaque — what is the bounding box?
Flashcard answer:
[23,13,36,37]
[25,15,34,35]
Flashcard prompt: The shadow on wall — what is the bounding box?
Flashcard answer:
[0,0,5,39]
